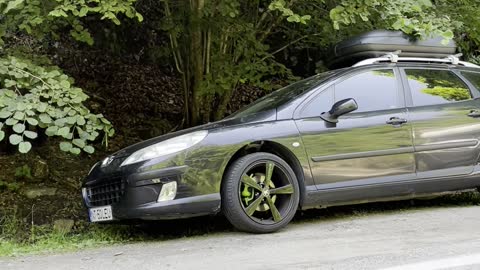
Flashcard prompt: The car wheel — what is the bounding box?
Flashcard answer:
[222,152,300,233]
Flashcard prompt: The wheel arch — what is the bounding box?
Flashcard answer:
[220,140,306,206]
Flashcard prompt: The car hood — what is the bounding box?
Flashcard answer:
[112,110,276,157]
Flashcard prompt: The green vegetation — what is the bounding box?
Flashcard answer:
[0,224,140,257]
[1,191,480,257]
[0,57,114,154]
[2,0,480,131]
[0,0,143,46]
[1,0,480,257]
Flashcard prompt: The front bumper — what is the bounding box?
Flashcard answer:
[112,193,221,220]
[83,164,222,221]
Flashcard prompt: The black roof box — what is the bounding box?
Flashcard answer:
[327,30,457,68]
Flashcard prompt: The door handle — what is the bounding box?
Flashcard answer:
[468,110,480,118]
[386,117,407,126]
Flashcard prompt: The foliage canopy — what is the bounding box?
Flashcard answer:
[1,0,480,154]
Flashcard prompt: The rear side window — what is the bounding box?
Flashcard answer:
[461,71,480,92]
[405,69,471,107]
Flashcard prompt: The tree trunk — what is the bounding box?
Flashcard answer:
[189,0,205,126]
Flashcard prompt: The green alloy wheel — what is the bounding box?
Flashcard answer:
[222,152,300,233]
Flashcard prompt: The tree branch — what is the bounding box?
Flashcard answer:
[262,33,321,61]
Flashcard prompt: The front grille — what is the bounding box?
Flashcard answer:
[86,176,126,207]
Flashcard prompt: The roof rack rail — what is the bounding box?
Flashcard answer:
[352,51,480,68]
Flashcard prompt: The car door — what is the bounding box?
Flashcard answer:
[295,67,416,189]
[401,67,480,178]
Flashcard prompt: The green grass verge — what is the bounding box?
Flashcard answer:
[0,222,144,257]
[0,229,126,257]
[1,191,480,257]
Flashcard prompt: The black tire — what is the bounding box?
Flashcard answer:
[222,152,300,233]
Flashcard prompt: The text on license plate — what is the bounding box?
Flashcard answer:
[89,206,113,222]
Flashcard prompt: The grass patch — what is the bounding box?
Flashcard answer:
[0,212,145,257]
[0,226,134,257]
[1,190,480,257]
[0,213,233,257]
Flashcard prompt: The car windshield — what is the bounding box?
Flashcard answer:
[229,70,340,118]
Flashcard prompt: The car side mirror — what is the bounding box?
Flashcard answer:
[320,98,358,123]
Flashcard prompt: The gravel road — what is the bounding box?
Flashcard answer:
[2,205,480,270]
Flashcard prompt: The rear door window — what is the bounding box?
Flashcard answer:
[404,69,472,107]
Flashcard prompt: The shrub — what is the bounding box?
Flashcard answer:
[0,56,114,154]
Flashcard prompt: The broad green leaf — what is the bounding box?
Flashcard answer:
[5,118,18,126]
[13,111,25,120]
[54,118,66,127]
[4,0,24,13]
[46,70,61,78]
[57,126,70,137]
[12,123,25,133]
[39,114,52,124]
[18,141,31,153]
[76,116,86,125]
[442,30,454,42]
[49,9,68,17]
[83,145,94,154]
[60,80,70,88]
[9,134,22,145]
[287,15,300,23]
[0,131,4,142]
[45,126,58,136]
[79,7,88,17]
[100,118,111,125]
[60,142,72,152]
[0,110,12,119]
[16,103,26,111]
[70,147,81,155]
[17,102,27,111]
[66,116,76,124]
[37,103,47,112]
[73,138,86,148]
[24,131,37,139]
[412,4,422,12]
[26,118,38,126]
[72,96,85,103]
[4,79,16,88]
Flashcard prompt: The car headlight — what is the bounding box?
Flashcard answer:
[121,130,208,167]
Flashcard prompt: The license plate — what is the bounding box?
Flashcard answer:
[89,206,113,222]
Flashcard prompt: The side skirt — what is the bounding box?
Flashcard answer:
[301,173,480,209]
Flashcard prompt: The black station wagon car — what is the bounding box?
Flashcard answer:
[83,33,480,233]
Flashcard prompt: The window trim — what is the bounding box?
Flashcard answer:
[399,67,474,108]
[294,66,405,119]
[456,70,480,99]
